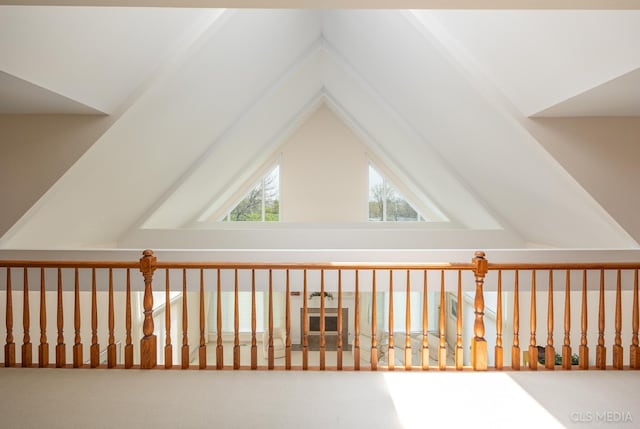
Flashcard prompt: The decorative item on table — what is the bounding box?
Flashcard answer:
[309,291,334,300]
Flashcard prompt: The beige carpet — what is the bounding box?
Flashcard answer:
[1,368,639,428]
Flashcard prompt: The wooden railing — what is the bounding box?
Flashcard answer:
[487,262,640,371]
[1,250,639,371]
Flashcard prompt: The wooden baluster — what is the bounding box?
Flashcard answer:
[631,269,639,369]
[354,270,360,370]
[90,268,99,368]
[545,270,555,370]
[216,269,223,369]
[613,270,623,370]
[337,270,343,370]
[73,268,82,368]
[107,269,116,368]
[233,269,240,369]
[199,269,206,370]
[268,269,274,370]
[562,269,572,370]
[320,269,326,370]
[139,250,157,369]
[495,270,503,370]
[285,269,291,370]
[512,270,520,370]
[181,269,189,369]
[388,270,395,370]
[124,269,133,369]
[579,270,589,370]
[56,268,65,368]
[422,270,429,370]
[5,268,15,367]
[251,269,257,370]
[371,270,378,371]
[404,270,412,370]
[438,270,446,370]
[529,270,537,370]
[22,268,32,367]
[456,270,463,370]
[303,269,308,370]
[530,272,542,370]
[39,268,49,368]
[471,251,488,370]
[164,269,172,369]
[596,269,606,370]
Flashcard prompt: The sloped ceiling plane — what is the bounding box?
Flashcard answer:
[0,7,637,249]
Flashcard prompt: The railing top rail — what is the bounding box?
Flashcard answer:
[488,262,640,270]
[154,261,474,270]
[1,253,637,271]
[0,260,138,269]
[0,259,475,271]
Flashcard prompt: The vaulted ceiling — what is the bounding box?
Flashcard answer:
[1,6,638,250]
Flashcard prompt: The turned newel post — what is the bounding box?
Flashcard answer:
[472,251,488,370]
[140,249,157,369]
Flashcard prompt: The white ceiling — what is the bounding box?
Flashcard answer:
[5,6,640,116]
[0,69,101,113]
[0,6,220,114]
[535,68,640,116]
[3,7,639,116]
[0,7,637,249]
[424,10,640,117]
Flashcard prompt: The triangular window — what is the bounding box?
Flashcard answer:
[222,165,280,222]
[368,165,426,222]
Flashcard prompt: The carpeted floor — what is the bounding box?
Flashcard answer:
[1,367,638,428]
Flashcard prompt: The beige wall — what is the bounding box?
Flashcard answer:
[280,105,368,222]
[526,117,640,243]
[0,114,114,238]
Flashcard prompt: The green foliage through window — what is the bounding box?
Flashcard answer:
[223,165,279,222]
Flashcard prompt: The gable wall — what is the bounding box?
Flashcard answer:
[281,105,368,222]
